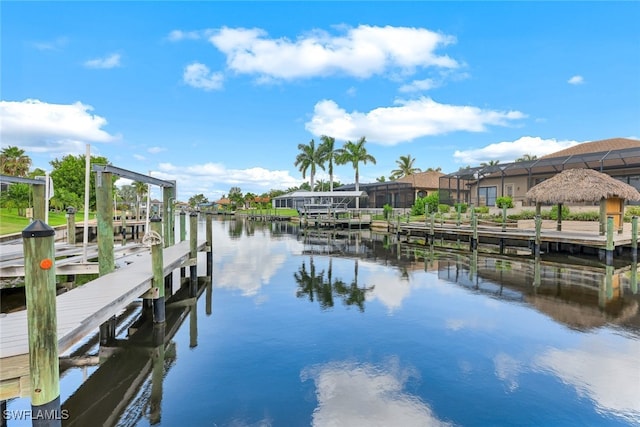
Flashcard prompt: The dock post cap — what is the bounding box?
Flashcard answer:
[190,211,198,217]
[22,219,55,238]
[150,215,162,222]
[180,210,186,215]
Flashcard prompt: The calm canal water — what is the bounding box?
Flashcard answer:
[5,217,640,426]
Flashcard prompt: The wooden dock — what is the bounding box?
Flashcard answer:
[394,219,638,259]
[0,239,206,400]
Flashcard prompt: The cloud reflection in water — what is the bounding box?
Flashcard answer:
[301,360,452,427]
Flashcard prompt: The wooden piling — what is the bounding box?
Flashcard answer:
[632,216,638,262]
[32,182,46,222]
[606,216,614,265]
[120,211,127,246]
[430,213,435,245]
[67,208,76,245]
[470,209,478,251]
[206,212,213,277]
[180,211,186,278]
[534,215,542,257]
[502,206,507,232]
[189,212,198,297]
[148,216,165,323]
[631,261,638,295]
[95,171,115,276]
[22,220,62,426]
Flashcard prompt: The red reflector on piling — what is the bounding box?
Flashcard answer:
[40,259,53,270]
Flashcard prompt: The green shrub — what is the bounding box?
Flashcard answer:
[424,192,440,214]
[548,205,570,220]
[453,203,468,213]
[569,211,600,221]
[507,209,536,220]
[411,197,427,216]
[383,204,393,220]
[438,204,451,214]
[473,206,489,214]
[496,196,514,208]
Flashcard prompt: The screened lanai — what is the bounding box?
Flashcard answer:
[439,142,640,207]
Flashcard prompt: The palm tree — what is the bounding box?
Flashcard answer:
[516,154,537,162]
[0,146,31,177]
[480,159,500,167]
[390,154,421,180]
[376,176,387,182]
[426,166,442,172]
[335,137,376,209]
[133,181,148,220]
[319,135,338,192]
[294,139,325,192]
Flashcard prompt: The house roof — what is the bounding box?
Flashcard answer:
[541,137,640,159]
[395,171,444,189]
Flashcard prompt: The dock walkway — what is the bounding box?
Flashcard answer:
[395,220,637,256]
[0,239,206,399]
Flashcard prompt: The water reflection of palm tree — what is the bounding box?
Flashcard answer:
[333,260,374,312]
[294,257,325,303]
[295,258,374,312]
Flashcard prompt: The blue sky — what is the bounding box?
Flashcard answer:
[2,1,639,201]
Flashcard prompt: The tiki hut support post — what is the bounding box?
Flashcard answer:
[556,203,563,231]
[535,202,541,217]
[599,198,607,235]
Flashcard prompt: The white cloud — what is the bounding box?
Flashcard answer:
[399,78,440,93]
[133,154,146,161]
[151,162,301,200]
[84,53,122,69]
[453,136,579,165]
[32,36,68,51]
[183,62,224,91]
[568,75,585,85]
[301,360,452,427]
[305,97,526,145]
[147,146,166,154]
[207,25,459,81]
[0,99,118,156]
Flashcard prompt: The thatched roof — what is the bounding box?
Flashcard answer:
[526,168,640,203]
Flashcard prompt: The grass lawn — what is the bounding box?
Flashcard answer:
[0,208,95,236]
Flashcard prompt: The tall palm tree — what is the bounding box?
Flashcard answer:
[426,166,442,172]
[319,135,338,192]
[0,146,31,177]
[390,154,421,180]
[335,137,376,209]
[294,139,325,192]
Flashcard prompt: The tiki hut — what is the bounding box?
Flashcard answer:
[526,168,640,233]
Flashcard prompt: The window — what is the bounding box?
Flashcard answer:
[505,183,514,198]
[479,186,497,206]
